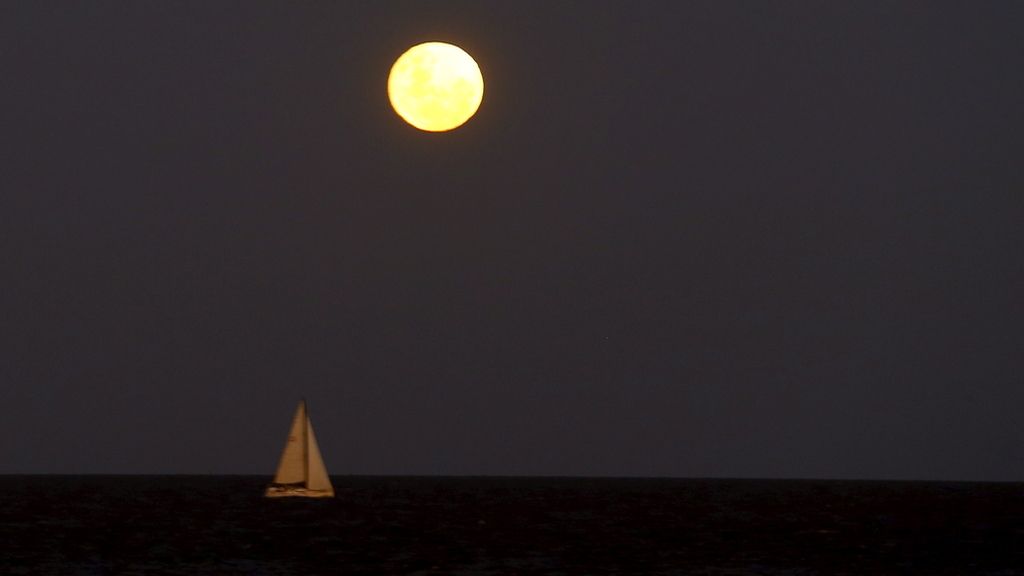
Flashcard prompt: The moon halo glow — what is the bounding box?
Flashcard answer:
[387,42,484,132]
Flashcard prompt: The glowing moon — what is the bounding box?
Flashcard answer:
[387,42,484,132]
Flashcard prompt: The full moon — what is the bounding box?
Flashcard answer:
[387,42,484,132]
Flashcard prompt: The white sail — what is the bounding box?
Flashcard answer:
[271,401,307,485]
[265,400,335,498]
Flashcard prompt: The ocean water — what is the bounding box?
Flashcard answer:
[1,476,1022,575]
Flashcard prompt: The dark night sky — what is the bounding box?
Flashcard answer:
[2,1,1022,480]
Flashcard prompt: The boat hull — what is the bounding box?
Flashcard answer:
[264,485,334,498]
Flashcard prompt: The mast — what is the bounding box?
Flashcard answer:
[302,398,309,487]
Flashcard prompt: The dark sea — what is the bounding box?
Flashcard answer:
[1,476,1022,575]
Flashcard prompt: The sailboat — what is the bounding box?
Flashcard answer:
[264,400,335,498]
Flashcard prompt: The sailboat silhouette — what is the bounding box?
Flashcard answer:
[264,400,335,498]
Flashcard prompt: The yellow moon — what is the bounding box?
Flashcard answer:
[387,42,484,132]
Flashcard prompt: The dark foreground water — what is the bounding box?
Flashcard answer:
[1,476,1022,575]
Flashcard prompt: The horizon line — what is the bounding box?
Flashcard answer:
[0,472,1020,484]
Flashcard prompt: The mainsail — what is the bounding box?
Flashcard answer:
[265,400,335,498]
